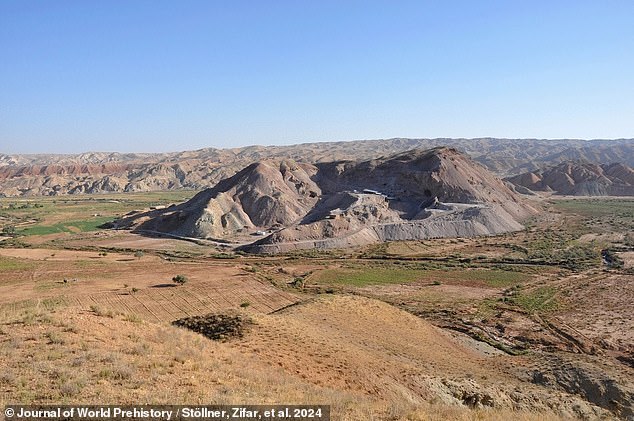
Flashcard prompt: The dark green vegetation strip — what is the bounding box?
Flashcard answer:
[17,216,115,236]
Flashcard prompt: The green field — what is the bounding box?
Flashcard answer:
[551,198,634,232]
[16,216,115,236]
[311,265,529,287]
[0,191,197,237]
[552,198,634,217]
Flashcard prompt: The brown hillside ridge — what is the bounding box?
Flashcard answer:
[506,161,634,196]
[112,147,538,253]
[1,138,632,197]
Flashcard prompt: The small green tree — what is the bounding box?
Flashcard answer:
[134,251,144,259]
[1,225,16,236]
[290,276,305,288]
[172,274,188,285]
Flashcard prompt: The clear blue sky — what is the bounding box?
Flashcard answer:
[1,0,633,154]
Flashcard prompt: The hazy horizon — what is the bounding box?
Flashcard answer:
[2,136,633,157]
[2,1,634,154]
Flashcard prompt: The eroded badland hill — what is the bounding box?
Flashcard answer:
[506,161,634,196]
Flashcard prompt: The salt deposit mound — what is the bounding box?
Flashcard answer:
[114,147,538,252]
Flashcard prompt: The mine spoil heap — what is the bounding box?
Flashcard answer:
[113,147,538,252]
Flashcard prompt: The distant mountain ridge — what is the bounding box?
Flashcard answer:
[506,160,634,196]
[1,138,632,197]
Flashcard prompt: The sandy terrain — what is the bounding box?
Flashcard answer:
[0,297,576,420]
[557,272,634,350]
[620,251,634,269]
[0,242,630,419]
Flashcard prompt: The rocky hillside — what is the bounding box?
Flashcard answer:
[506,161,634,196]
[113,147,538,252]
[124,160,321,239]
[1,138,632,197]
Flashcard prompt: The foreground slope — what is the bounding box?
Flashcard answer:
[114,148,537,252]
[0,294,609,420]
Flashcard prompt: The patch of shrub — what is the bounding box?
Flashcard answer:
[59,379,85,397]
[45,331,65,345]
[211,252,239,259]
[98,363,134,381]
[123,313,141,323]
[172,274,188,285]
[90,305,115,318]
[1,225,16,236]
[172,313,252,341]
[602,248,624,269]
[290,276,305,288]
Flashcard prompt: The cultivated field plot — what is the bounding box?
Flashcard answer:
[0,246,302,323]
[71,279,300,323]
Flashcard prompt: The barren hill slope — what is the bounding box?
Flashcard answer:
[115,147,537,252]
[506,161,634,196]
[126,160,321,239]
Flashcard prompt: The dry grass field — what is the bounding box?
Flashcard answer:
[0,296,570,421]
[1,194,633,420]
